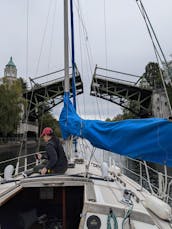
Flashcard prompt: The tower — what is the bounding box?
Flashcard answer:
[4,57,17,82]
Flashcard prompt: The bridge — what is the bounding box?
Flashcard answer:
[90,66,153,117]
[23,67,83,120]
[23,65,168,121]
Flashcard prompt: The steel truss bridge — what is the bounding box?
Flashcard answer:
[24,65,153,121]
[23,67,83,120]
[90,66,153,118]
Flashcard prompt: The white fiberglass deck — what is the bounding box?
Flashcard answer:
[0,162,171,229]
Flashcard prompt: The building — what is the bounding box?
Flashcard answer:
[0,57,38,137]
[152,89,171,118]
[1,57,18,85]
[4,56,17,78]
[162,60,172,85]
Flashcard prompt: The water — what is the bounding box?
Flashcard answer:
[0,141,37,175]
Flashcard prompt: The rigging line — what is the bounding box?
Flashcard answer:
[17,0,30,161]
[73,0,92,66]
[86,147,96,177]
[47,0,58,73]
[149,24,172,115]
[136,2,164,71]
[77,3,94,74]
[37,105,46,152]
[74,0,102,120]
[79,139,99,165]
[70,0,77,154]
[73,2,93,80]
[137,0,168,66]
[136,1,172,114]
[24,0,30,158]
[73,0,88,42]
[136,1,164,65]
[76,0,86,116]
[155,49,172,115]
[16,0,33,167]
[77,5,102,122]
[35,0,53,76]
[26,0,29,79]
[92,66,102,119]
[75,0,104,121]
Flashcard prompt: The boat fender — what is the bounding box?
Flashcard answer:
[101,162,109,179]
[4,164,14,181]
[109,165,121,176]
[144,195,172,221]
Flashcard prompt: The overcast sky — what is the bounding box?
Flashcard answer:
[0,0,172,120]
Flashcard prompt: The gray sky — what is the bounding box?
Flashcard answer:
[0,0,172,120]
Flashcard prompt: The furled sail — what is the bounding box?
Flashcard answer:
[59,94,172,167]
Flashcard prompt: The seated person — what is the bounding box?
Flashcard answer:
[23,127,68,177]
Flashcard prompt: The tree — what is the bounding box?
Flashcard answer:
[18,77,27,93]
[38,111,61,137]
[0,79,24,136]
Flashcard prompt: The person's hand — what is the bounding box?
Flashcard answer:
[35,153,42,160]
[41,167,47,175]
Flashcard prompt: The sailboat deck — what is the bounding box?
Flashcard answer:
[0,162,171,228]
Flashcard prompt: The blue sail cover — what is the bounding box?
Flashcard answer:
[59,94,172,167]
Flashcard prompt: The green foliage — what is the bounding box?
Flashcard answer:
[109,100,139,121]
[166,83,172,107]
[18,77,27,92]
[0,79,24,136]
[39,112,61,137]
[110,110,137,122]
[105,117,111,122]
[144,62,163,88]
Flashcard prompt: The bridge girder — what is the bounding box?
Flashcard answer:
[90,67,153,117]
[24,69,83,120]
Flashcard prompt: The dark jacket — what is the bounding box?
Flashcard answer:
[45,136,68,173]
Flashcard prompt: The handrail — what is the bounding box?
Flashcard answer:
[1,147,172,205]
[0,152,37,178]
[0,152,36,165]
[125,156,172,180]
[0,161,36,177]
[119,156,172,204]
[122,166,159,192]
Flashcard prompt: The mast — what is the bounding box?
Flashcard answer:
[64,0,72,160]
